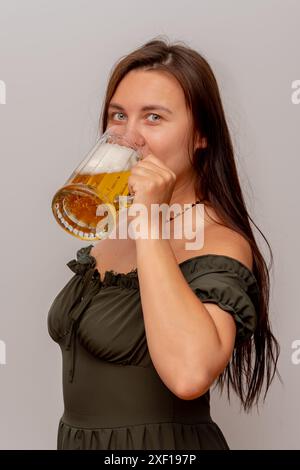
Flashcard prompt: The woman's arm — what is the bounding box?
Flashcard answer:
[128,153,249,399]
[135,232,247,400]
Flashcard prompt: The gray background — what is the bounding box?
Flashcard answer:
[0,0,299,450]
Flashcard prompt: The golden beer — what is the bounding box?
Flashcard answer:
[51,130,142,241]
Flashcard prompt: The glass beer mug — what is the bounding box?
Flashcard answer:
[51,126,143,241]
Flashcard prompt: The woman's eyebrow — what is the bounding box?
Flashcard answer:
[108,102,173,115]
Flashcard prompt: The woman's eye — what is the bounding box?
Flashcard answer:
[147,113,161,122]
[110,112,125,121]
[108,112,161,122]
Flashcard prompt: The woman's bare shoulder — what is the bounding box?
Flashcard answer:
[195,203,253,271]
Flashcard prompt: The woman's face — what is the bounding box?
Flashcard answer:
[106,69,202,177]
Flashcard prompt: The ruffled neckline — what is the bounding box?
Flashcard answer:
[66,244,258,291]
[66,244,139,289]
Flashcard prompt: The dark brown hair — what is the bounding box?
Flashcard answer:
[98,36,281,412]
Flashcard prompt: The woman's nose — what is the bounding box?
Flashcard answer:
[107,124,148,155]
[124,129,146,148]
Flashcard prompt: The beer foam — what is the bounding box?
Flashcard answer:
[81,143,139,174]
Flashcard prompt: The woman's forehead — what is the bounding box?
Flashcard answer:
[111,69,186,109]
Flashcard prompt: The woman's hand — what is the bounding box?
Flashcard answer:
[127,154,177,211]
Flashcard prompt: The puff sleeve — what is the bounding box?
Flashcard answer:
[181,254,260,344]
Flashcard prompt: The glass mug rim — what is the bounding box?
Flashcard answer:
[97,125,144,159]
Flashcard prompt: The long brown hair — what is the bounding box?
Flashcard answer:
[98,36,281,412]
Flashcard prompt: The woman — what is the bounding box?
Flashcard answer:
[47,37,280,450]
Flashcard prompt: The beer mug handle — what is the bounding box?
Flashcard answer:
[113,147,142,208]
[126,194,135,204]
[114,192,135,208]
[107,129,143,209]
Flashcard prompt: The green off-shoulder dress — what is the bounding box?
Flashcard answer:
[47,244,259,450]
